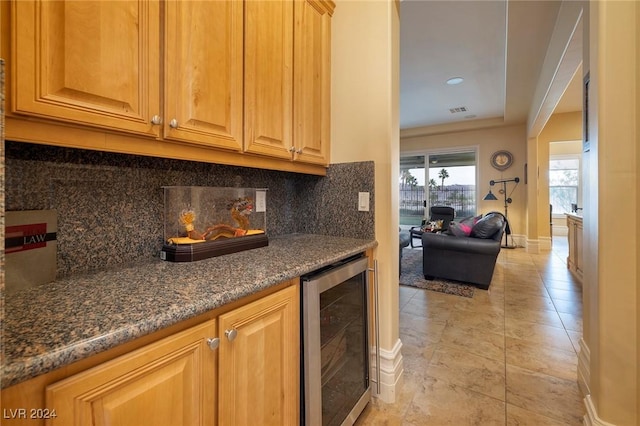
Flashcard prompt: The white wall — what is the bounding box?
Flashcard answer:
[582,1,638,423]
[331,0,401,403]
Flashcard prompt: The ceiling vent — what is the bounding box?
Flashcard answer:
[449,106,468,114]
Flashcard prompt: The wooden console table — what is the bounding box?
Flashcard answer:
[566,213,583,282]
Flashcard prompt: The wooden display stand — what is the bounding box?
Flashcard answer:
[160,234,268,262]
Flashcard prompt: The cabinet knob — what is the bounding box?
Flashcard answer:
[206,337,220,350]
[151,115,162,125]
[169,118,179,129]
[288,146,296,153]
[296,148,303,154]
[225,329,238,342]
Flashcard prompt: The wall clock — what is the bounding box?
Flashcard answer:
[490,150,513,171]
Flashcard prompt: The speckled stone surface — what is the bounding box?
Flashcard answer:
[297,162,375,239]
[5,143,374,278]
[1,234,376,389]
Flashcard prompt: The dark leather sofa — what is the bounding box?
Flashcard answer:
[421,212,507,289]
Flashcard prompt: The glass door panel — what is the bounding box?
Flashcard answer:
[319,273,368,426]
[399,155,427,226]
[427,151,477,218]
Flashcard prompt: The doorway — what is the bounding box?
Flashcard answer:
[549,141,582,238]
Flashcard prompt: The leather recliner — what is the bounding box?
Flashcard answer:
[421,212,507,289]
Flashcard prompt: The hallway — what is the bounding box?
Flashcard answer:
[357,239,584,425]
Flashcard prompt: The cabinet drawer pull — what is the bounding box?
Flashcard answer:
[225,329,238,342]
[206,337,220,350]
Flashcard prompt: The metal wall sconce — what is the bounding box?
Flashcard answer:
[483,177,520,248]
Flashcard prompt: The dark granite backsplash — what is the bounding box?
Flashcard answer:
[5,142,374,277]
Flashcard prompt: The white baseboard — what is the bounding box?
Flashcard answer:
[507,233,526,248]
[525,238,540,253]
[539,236,552,251]
[553,225,568,236]
[370,338,403,404]
[578,337,591,397]
[584,395,617,426]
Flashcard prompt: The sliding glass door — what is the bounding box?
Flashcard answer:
[400,149,477,226]
[399,155,426,226]
[427,151,477,218]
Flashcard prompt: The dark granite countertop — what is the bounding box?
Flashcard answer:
[2,234,377,389]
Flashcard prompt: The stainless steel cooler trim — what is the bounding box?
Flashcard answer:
[302,255,370,426]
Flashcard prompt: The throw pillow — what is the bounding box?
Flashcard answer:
[448,215,481,237]
[470,213,504,239]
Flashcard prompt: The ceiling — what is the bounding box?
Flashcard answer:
[399,0,583,133]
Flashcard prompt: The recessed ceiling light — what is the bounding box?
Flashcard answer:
[446,77,464,85]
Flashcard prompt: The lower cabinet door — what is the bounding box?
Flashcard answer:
[45,320,217,426]
[218,285,300,426]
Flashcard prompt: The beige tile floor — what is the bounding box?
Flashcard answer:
[356,238,584,425]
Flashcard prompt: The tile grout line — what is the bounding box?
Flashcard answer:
[501,252,509,425]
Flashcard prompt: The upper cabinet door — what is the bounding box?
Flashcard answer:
[243,0,294,159]
[13,0,161,136]
[293,0,334,166]
[164,1,243,151]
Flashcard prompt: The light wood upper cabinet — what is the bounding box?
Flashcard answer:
[164,0,244,151]
[243,0,294,160]
[243,0,334,165]
[13,0,161,137]
[7,0,333,173]
[293,0,334,165]
[45,320,217,426]
[218,284,299,425]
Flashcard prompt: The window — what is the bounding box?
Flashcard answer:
[399,150,477,226]
[549,157,580,215]
[427,161,477,218]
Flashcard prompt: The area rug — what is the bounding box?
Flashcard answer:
[400,248,476,298]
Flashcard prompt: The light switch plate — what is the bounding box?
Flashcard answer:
[358,192,370,211]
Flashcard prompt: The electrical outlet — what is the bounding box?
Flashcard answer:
[358,192,370,212]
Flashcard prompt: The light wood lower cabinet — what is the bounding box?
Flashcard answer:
[218,284,299,425]
[1,283,299,426]
[567,214,583,282]
[45,320,217,426]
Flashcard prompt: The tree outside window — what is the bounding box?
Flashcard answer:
[549,157,580,214]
